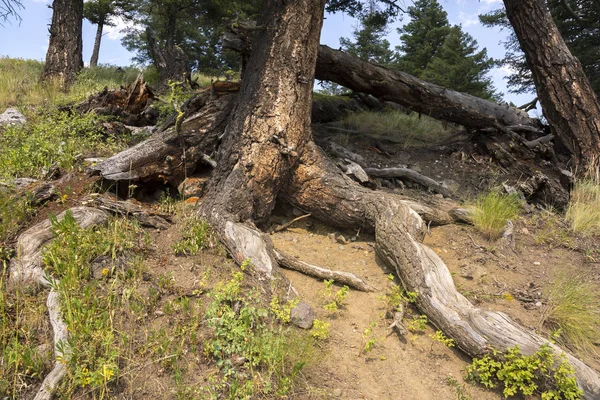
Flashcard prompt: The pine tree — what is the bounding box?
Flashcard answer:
[395,0,451,76]
[421,27,499,100]
[339,11,394,65]
[396,0,497,99]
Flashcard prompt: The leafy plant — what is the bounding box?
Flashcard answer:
[310,319,330,340]
[472,191,521,240]
[467,344,583,399]
[407,315,428,333]
[203,267,312,398]
[361,321,379,353]
[321,279,349,312]
[381,273,417,311]
[431,330,455,348]
[172,215,211,256]
[446,375,472,400]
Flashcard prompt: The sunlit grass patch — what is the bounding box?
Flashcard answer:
[342,110,455,147]
[472,192,521,240]
[541,269,600,355]
[0,58,142,109]
[0,110,130,180]
[566,165,600,236]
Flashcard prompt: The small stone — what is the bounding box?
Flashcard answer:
[290,301,315,329]
[535,301,542,307]
[178,176,209,199]
[154,310,165,316]
[459,265,476,280]
[533,261,541,266]
[0,108,26,127]
[338,245,345,250]
[333,389,343,397]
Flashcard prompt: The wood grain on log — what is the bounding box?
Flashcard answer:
[274,249,376,292]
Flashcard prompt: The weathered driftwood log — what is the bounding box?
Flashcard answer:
[365,167,453,198]
[89,92,234,184]
[274,249,376,292]
[88,195,172,229]
[9,207,109,400]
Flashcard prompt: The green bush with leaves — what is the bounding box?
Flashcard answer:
[472,192,521,240]
[467,344,583,399]
[203,265,312,398]
[321,279,349,312]
[0,110,129,180]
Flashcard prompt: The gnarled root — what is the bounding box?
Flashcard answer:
[9,207,109,400]
[285,142,600,399]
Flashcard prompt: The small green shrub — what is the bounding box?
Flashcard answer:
[472,192,521,240]
[310,319,330,340]
[0,110,129,179]
[407,315,428,333]
[467,344,583,399]
[541,270,600,354]
[431,330,455,348]
[361,321,378,353]
[321,279,349,312]
[203,268,312,398]
[172,215,211,256]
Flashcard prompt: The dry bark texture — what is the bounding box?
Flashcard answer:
[504,0,600,168]
[40,0,84,86]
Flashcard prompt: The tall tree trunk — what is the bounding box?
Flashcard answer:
[41,0,83,87]
[199,0,327,226]
[89,20,104,67]
[503,0,600,169]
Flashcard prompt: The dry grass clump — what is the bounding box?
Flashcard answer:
[541,269,600,354]
[472,192,521,240]
[566,162,600,236]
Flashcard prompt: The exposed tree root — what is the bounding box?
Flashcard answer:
[274,249,376,292]
[365,167,453,197]
[9,207,109,399]
[284,143,600,399]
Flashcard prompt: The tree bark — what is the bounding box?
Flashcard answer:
[503,0,600,169]
[146,27,189,87]
[89,20,103,67]
[41,0,84,86]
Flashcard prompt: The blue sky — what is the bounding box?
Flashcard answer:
[0,0,533,105]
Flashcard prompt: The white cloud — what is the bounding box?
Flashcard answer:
[458,11,479,27]
[104,17,134,40]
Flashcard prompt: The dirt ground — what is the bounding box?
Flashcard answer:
[6,125,600,399]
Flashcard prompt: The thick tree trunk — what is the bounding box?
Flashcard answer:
[89,21,103,67]
[198,0,327,226]
[146,27,189,87]
[503,0,600,169]
[41,0,83,86]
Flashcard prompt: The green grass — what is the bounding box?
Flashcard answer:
[566,167,600,236]
[541,269,600,355]
[0,109,131,180]
[0,58,142,109]
[472,192,521,240]
[341,110,455,148]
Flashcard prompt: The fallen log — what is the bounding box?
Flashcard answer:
[315,45,542,132]
[365,167,453,198]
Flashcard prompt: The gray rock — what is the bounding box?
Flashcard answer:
[0,108,26,127]
[290,301,315,329]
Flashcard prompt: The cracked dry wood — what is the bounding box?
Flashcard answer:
[274,249,376,292]
[9,207,109,400]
